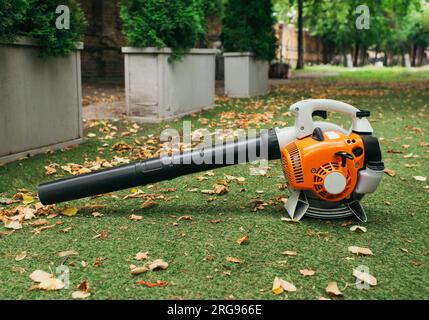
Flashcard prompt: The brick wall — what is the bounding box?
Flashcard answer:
[78,0,125,80]
[275,23,324,68]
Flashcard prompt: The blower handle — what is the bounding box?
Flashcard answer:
[289,99,373,139]
[38,130,281,205]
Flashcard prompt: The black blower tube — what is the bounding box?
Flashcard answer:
[38,129,281,205]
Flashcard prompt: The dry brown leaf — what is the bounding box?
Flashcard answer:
[77,280,91,293]
[177,216,193,221]
[130,266,149,275]
[92,212,103,218]
[236,236,250,245]
[148,259,169,270]
[129,214,143,221]
[141,200,157,209]
[353,268,377,286]
[214,184,229,195]
[15,251,27,262]
[299,269,316,277]
[58,250,78,257]
[348,246,373,256]
[226,257,241,264]
[325,282,343,297]
[31,278,65,291]
[135,251,149,261]
[384,168,396,177]
[4,220,22,230]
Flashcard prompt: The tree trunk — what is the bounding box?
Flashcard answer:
[412,43,418,67]
[354,42,359,67]
[296,0,304,70]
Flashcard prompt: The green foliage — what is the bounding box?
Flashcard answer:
[201,0,224,18]
[0,0,86,56]
[302,0,422,55]
[120,0,205,60]
[221,0,277,60]
[0,0,29,42]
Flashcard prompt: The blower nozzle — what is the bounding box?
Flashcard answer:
[38,130,281,205]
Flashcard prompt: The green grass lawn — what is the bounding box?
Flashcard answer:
[0,69,428,300]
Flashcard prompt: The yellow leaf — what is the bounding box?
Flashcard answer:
[22,195,34,205]
[62,207,78,217]
[236,236,250,245]
[325,282,343,297]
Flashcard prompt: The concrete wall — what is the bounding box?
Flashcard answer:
[0,38,84,164]
[224,53,269,98]
[122,47,217,122]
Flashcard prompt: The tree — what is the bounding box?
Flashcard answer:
[221,0,277,61]
[296,0,304,69]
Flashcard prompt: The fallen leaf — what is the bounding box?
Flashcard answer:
[135,251,149,261]
[31,277,65,291]
[141,200,157,209]
[272,277,296,294]
[72,291,90,299]
[214,184,229,195]
[148,259,169,270]
[92,212,103,218]
[29,270,52,283]
[348,246,373,256]
[129,214,143,221]
[400,248,409,253]
[236,236,250,245]
[4,220,22,230]
[22,195,34,205]
[130,266,149,275]
[353,268,377,286]
[282,251,298,256]
[177,216,193,221]
[136,280,168,287]
[226,257,241,264]
[300,269,316,277]
[384,168,396,177]
[77,280,91,293]
[350,225,367,233]
[62,207,78,217]
[58,250,78,258]
[413,176,427,182]
[325,282,343,297]
[15,251,27,262]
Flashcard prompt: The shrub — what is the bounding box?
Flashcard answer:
[120,0,206,60]
[0,0,87,56]
[0,0,29,42]
[221,0,277,60]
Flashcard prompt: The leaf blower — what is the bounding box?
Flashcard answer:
[38,99,384,222]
